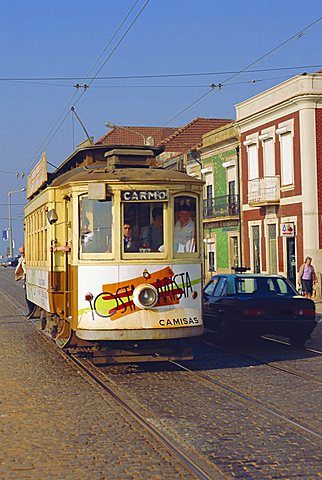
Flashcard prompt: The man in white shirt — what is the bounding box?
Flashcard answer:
[174,207,196,253]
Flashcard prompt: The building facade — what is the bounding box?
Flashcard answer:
[198,123,241,282]
[236,73,322,291]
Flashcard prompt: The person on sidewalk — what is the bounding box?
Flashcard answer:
[15,245,36,318]
[298,256,317,299]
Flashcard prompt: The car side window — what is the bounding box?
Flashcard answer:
[236,278,256,294]
[275,278,294,295]
[204,277,220,296]
[214,277,227,296]
[226,277,236,295]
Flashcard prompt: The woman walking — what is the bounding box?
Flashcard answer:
[298,256,317,299]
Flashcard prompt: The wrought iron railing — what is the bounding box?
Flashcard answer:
[203,194,240,219]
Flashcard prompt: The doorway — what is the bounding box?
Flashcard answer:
[252,225,261,273]
[267,223,278,274]
[286,237,296,286]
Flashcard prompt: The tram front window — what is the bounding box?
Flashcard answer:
[79,196,112,254]
[174,196,197,253]
[123,202,164,253]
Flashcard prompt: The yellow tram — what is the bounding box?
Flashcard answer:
[24,144,203,362]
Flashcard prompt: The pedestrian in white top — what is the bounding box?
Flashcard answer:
[15,245,36,318]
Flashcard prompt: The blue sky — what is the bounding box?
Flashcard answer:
[1,0,322,253]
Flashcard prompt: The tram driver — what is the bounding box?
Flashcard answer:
[123,223,139,252]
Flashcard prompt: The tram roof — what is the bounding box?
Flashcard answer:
[52,144,164,177]
[27,144,202,199]
[50,161,203,187]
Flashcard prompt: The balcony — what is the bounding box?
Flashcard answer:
[248,176,280,206]
[203,194,240,219]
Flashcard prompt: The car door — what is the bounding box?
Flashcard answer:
[203,276,227,329]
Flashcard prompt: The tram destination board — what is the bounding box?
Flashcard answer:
[121,190,168,202]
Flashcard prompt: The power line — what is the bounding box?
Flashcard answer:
[85,0,151,88]
[1,64,322,82]
[81,0,141,84]
[0,1,151,206]
[16,0,151,180]
[160,16,322,127]
[0,73,303,90]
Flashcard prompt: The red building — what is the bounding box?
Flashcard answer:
[236,73,322,290]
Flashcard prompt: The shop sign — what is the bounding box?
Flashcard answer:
[281,222,295,237]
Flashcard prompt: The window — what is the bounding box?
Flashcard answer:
[79,195,113,254]
[123,202,164,253]
[247,144,258,180]
[214,277,227,296]
[204,277,220,296]
[236,277,256,294]
[205,173,213,201]
[263,138,275,177]
[230,236,239,267]
[209,251,215,271]
[280,132,293,186]
[236,276,294,296]
[174,196,197,253]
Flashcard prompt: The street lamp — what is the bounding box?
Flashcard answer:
[105,121,147,145]
[8,188,26,257]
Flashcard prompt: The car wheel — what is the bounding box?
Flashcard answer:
[289,334,307,348]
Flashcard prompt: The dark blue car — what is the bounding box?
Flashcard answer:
[203,273,317,347]
[2,256,19,267]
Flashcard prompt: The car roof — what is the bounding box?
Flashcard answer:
[209,273,285,279]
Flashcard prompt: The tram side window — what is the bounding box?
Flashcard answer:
[79,196,112,254]
[123,202,164,253]
[174,196,197,253]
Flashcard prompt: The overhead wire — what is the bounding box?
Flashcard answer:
[1,63,322,82]
[0,0,151,209]
[159,15,322,127]
[0,74,301,90]
[11,0,151,183]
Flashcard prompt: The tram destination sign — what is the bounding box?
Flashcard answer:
[121,190,168,202]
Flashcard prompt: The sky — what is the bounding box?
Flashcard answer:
[1,0,322,254]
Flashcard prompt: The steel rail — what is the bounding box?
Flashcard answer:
[0,283,225,480]
[203,337,322,385]
[261,335,322,355]
[169,359,322,441]
[69,355,225,480]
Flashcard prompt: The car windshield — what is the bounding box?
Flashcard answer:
[235,276,296,296]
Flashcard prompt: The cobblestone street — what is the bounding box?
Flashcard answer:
[0,268,321,479]
[0,271,196,480]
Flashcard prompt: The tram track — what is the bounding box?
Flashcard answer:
[203,333,322,384]
[168,358,322,441]
[2,277,322,477]
[261,334,322,356]
[68,354,226,480]
[0,280,225,480]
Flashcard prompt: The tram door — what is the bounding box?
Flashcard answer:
[286,237,296,287]
[65,196,73,318]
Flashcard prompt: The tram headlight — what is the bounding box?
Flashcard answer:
[133,284,159,309]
